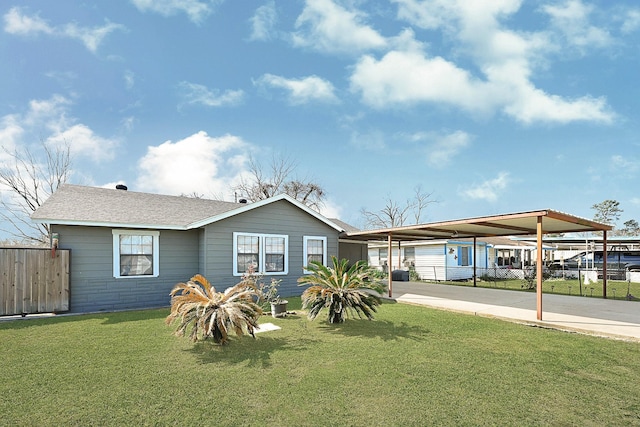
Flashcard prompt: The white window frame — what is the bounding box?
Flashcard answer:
[303,236,327,273]
[233,232,288,276]
[112,229,160,279]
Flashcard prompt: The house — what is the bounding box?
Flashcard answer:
[367,237,552,281]
[30,184,366,313]
[368,239,489,281]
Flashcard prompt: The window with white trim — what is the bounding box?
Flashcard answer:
[112,230,160,278]
[303,236,327,271]
[233,232,288,276]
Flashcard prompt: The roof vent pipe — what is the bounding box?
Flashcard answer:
[116,184,128,191]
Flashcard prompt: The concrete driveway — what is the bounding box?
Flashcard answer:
[387,281,640,342]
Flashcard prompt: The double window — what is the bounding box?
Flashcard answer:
[112,230,159,278]
[233,232,288,276]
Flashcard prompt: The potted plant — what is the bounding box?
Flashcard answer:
[260,277,288,318]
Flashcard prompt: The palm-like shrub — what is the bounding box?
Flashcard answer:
[166,274,262,344]
[297,256,386,323]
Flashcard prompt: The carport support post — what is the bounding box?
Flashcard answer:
[536,216,543,320]
[473,237,477,287]
[602,231,607,299]
[388,233,393,298]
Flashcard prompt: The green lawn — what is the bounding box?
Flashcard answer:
[1,299,640,426]
[432,277,640,300]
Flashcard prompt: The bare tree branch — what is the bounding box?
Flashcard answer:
[361,186,438,229]
[0,141,72,244]
[233,154,325,211]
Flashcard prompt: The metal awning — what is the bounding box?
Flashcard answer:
[343,209,613,321]
[345,209,611,242]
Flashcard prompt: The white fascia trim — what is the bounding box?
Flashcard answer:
[38,219,187,230]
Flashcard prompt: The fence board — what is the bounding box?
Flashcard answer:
[0,248,70,316]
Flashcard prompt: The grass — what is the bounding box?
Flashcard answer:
[432,277,640,300]
[2,298,640,426]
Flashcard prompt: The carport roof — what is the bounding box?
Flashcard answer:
[344,209,612,242]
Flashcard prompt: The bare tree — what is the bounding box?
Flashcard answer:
[361,186,437,229]
[0,142,72,244]
[233,154,325,211]
[592,199,622,225]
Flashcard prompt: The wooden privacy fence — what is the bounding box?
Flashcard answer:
[0,248,70,316]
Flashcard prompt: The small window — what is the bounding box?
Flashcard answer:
[459,246,471,266]
[304,236,327,272]
[403,247,415,266]
[233,232,288,276]
[112,230,159,278]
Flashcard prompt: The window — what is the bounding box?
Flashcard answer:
[304,236,327,272]
[458,246,471,266]
[112,230,159,278]
[233,232,288,276]
[403,247,415,267]
[379,248,388,263]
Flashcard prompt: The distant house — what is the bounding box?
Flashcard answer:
[31,185,366,313]
[368,239,490,281]
[367,237,551,281]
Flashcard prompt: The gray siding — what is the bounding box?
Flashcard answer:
[202,200,340,297]
[53,225,199,313]
[339,241,368,265]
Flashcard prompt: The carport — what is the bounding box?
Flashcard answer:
[345,209,612,320]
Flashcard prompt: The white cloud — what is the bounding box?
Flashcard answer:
[46,124,117,162]
[542,0,613,51]
[3,7,125,53]
[461,172,510,202]
[356,1,615,125]
[621,9,640,34]
[0,95,119,162]
[428,131,472,167]
[3,7,52,35]
[292,0,387,54]
[178,82,244,107]
[255,74,338,105]
[135,131,251,196]
[130,0,219,24]
[350,130,386,151]
[250,1,277,41]
[611,155,639,173]
[0,116,24,160]
[350,50,494,113]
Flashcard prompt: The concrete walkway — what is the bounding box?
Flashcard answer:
[388,281,640,342]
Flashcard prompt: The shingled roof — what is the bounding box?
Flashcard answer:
[30,184,245,229]
[32,184,347,233]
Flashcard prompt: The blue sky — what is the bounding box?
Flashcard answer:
[1,0,639,235]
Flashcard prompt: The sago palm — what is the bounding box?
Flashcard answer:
[166,274,262,344]
[297,256,386,323]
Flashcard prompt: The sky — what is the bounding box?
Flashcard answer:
[1,0,640,237]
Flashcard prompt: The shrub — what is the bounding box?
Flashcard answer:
[166,274,262,344]
[297,257,386,323]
